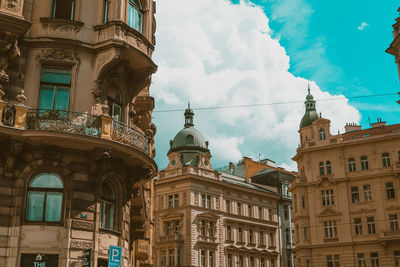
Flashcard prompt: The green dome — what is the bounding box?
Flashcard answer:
[299,86,319,129]
[168,104,209,155]
[300,110,319,128]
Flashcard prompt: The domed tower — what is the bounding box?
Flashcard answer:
[299,86,319,129]
[167,104,212,170]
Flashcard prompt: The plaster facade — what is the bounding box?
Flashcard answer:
[0,0,157,266]
[154,110,281,267]
[291,92,400,267]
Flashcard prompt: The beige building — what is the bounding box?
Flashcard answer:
[154,107,281,267]
[387,8,400,83]
[291,89,400,266]
[0,0,157,266]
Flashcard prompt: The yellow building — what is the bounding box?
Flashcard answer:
[291,88,400,267]
[0,0,157,266]
[154,107,281,267]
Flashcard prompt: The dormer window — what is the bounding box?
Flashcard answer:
[128,0,143,33]
[51,0,75,20]
[319,129,326,140]
[186,134,194,144]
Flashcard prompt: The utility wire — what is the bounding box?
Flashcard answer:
[153,92,397,113]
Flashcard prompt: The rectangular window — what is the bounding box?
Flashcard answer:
[269,232,275,247]
[367,216,376,234]
[226,226,232,240]
[238,228,243,242]
[383,154,391,167]
[177,248,181,265]
[168,194,179,208]
[324,221,337,238]
[301,195,306,208]
[258,207,263,219]
[334,255,340,267]
[386,182,395,199]
[322,189,334,206]
[354,218,362,235]
[390,214,399,232]
[201,221,206,236]
[304,226,309,240]
[327,255,333,267]
[51,0,75,20]
[284,205,289,220]
[363,184,372,201]
[168,249,175,266]
[259,231,264,245]
[248,205,252,217]
[370,252,379,267]
[39,68,71,111]
[237,202,241,215]
[209,222,214,237]
[268,208,273,221]
[200,250,206,267]
[250,257,254,267]
[202,194,211,209]
[209,251,214,267]
[103,0,111,23]
[357,253,366,267]
[249,229,253,244]
[394,251,400,267]
[226,200,230,213]
[348,158,356,172]
[160,250,166,267]
[260,258,265,267]
[361,156,369,170]
[239,256,244,267]
[227,254,233,267]
[351,186,359,203]
[270,259,275,267]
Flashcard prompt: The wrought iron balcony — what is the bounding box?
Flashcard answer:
[0,106,151,156]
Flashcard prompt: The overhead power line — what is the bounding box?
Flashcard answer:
[153,92,397,113]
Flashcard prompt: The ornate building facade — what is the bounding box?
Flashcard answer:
[291,89,400,266]
[154,107,281,267]
[0,0,157,266]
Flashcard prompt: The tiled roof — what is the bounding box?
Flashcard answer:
[341,123,400,141]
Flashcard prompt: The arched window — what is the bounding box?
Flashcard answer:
[382,153,391,168]
[361,156,369,170]
[26,173,63,222]
[108,87,122,122]
[186,134,194,144]
[319,129,326,140]
[348,158,356,172]
[128,0,143,33]
[100,181,115,230]
[319,162,325,175]
[326,161,332,174]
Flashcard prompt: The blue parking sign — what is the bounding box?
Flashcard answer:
[108,246,122,267]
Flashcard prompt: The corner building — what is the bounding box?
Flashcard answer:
[291,89,400,266]
[0,0,157,266]
[155,107,281,267]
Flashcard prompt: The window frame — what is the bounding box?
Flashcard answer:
[367,216,376,234]
[382,153,391,167]
[386,182,395,199]
[351,186,359,203]
[51,0,76,20]
[25,172,64,224]
[348,158,356,172]
[128,0,144,33]
[103,0,111,24]
[319,128,326,140]
[360,156,369,170]
[99,181,116,231]
[363,184,372,201]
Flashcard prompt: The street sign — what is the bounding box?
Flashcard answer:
[108,246,122,267]
[82,249,91,267]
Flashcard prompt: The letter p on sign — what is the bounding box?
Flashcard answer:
[108,246,122,267]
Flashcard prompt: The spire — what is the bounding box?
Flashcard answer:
[184,102,194,128]
[305,86,316,111]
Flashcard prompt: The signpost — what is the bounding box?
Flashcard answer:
[108,246,122,267]
[82,249,91,267]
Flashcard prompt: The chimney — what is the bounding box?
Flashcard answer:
[229,162,235,174]
[370,117,386,128]
[344,122,361,133]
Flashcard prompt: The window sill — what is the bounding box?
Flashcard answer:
[99,227,121,236]
[324,237,339,242]
[23,221,64,226]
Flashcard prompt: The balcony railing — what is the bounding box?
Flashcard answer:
[26,109,101,137]
[0,106,151,156]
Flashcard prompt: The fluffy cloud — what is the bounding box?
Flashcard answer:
[358,22,369,31]
[151,0,360,170]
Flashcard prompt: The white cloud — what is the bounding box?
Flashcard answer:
[152,0,361,170]
[358,22,369,31]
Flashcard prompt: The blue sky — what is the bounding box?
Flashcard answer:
[151,0,400,171]
[254,0,400,126]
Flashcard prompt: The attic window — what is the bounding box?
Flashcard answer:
[186,135,194,144]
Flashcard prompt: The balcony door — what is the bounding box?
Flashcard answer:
[108,87,122,122]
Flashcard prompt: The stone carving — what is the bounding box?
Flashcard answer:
[42,48,74,61]
[16,90,26,105]
[7,0,18,8]
[0,39,20,99]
